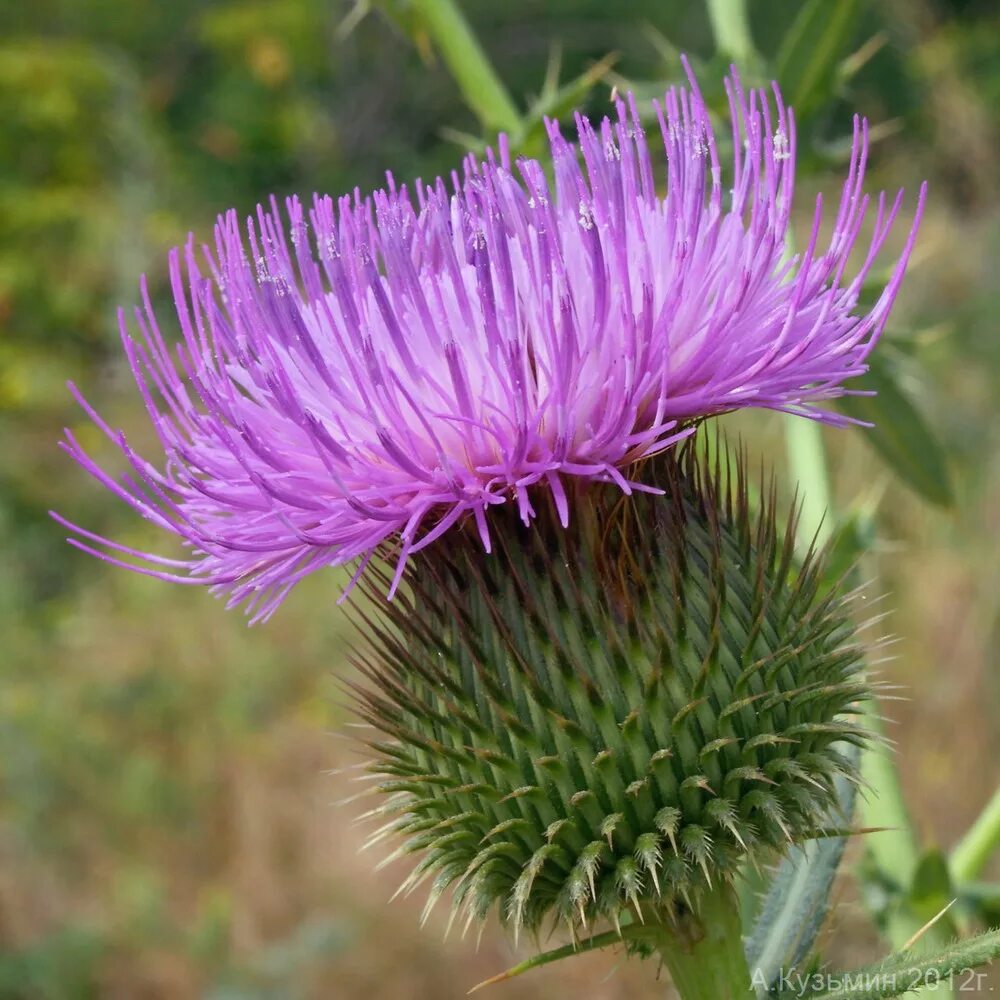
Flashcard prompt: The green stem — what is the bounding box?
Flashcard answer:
[651,884,754,999]
[858,709,944,954]
[784,418,833,549]
[783,415,953,993]
[773,928,1000,998]
[858,712,921,891]
[951,785,1000,884]
[706,0,757,66]
[409,0,521,134]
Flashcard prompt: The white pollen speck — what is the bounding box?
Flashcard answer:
[578,201,595,230]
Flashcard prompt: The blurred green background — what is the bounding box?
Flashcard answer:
[1,0,999,997]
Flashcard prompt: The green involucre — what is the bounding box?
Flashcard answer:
[350,443,872,938]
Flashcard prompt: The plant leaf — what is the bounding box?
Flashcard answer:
[376,0,522,134]
[517,51,618,158]
[468,924,633,993]
[910,849,954,919]
[746,746,860,994]
[836,359,954,507]
[773,0,862,121]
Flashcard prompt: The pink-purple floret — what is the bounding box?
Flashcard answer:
[55,65,926,621]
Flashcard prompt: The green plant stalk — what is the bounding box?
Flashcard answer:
[651,884,754,999]
[773,928,1000,998]
[858,707,936,952]
[409,0,521,134]
[706,0,757,65]
[785,417,834,549]
[783,419,917,872]
[784,417,953,993]
[952,786,1000,884]
[858,721,920,892]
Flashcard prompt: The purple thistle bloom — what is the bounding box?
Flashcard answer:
[56,65,925,621]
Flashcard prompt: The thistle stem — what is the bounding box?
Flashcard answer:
[649,884,753,1000]
[784,418,833,548]
[783,421,917,862]
[783,417,954,993]
[409,0,522,135]
[706,0,757,67]
[951,785,1000,884]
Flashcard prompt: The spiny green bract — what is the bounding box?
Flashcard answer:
[349,443,872,939]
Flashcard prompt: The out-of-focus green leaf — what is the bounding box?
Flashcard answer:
[910,849,956,921]
[359,1,525,135]
[439,47,616,157]
[838,31,888,85]
[952,786,1000,885]
[836,359,954,507]
[823,504,878,584]
[706,0,760,69]
[0,926,104,1000]
[400,0,522,134]
[773,0,861,120]
[354,0,433,59]
[813,117,902,163]
[961,882,1000,927]
[517,49,617,157]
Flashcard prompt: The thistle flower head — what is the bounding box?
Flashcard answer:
[352,442,873,936]
[57,63,924,619]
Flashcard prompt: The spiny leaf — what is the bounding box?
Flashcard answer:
[746,748,861,991]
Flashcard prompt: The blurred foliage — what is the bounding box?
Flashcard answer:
[0,0,999,997]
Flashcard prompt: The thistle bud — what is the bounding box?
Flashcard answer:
[352,443,871,939]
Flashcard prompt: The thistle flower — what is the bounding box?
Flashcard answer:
[56,64,924,620]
